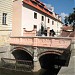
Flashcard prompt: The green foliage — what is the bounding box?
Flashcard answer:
[64,8,75,25]
[68,12,75,24]
[64,16,68,25]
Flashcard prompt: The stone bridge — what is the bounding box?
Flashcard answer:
[10,36,72,71]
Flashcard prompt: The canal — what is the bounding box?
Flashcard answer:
[0,37,74,75]
[0,56,74,75]
[0,68,59,75]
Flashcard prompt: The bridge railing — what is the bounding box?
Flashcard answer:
[0,58,33,72]
[10,36,72,49]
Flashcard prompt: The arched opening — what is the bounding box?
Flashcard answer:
[0,48,34,71]
[39,54,59,69]
[12,49,34,70]
[39,53,63,68]
[39,53,61,74]
[12,49,33,62]
[12,47,33,63]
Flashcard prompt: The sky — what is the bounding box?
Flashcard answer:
[40,0,74,22]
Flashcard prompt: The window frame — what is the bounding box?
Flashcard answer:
[41,16,44,21]
[52,20,54,25]
[34,12,37,19]
[33,25,37,29]
[2,13,7,25]
[48,18,50,23]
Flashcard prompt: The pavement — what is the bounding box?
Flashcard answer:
[58,49,75,75]
[58,56,75,75]
[58,38,75,75]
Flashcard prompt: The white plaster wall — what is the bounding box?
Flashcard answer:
[50,19,57,31]
[45,16,50,28]
[0,0,12,46]
[22,4,54,34]
[58,22,62,31]
[0,0,12,29]
[50,20,62,35]
[22,5,42,32]
[12,0,22,36]
[21,3,63,36]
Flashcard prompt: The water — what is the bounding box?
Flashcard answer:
[0,68,58,75]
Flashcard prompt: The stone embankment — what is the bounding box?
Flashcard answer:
[58,38,75,75]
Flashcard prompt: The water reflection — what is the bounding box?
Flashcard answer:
[39,70,55,75]
[37,69,59,75]
[0,68,60,75]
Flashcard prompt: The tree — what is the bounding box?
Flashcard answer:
[64,8,75,30]
[68,8,75,24]
[64,16,68,26]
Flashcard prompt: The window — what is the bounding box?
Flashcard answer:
[34,25,37,29]
[41,16,44,21]
[48,18,50,23]
[2,13,7,25]
[52,21,54,25]
[34,12,37,19]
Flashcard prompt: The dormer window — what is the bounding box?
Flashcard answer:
[31,0,37,5]
[36,0,40,3]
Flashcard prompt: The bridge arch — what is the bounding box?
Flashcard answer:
[38,50,63,69]
[11,47,33,62]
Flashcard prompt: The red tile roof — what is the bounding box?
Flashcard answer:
[23,0,63,23]
[61,26,73,31]
[61,26,75,37]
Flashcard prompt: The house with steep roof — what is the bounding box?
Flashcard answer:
[12,0,63,36]
[61,25,75,37]
[0,0,63,46]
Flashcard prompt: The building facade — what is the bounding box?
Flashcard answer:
[12,0,63,36]
[0,0,12,46]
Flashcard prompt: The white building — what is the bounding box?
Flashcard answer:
[12,0,63,36]
[0,0,12,46]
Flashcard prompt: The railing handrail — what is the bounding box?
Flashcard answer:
[1,58,33,63]
[10,36,72,49]
[0,58,34,72]
[10,36,72,40]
